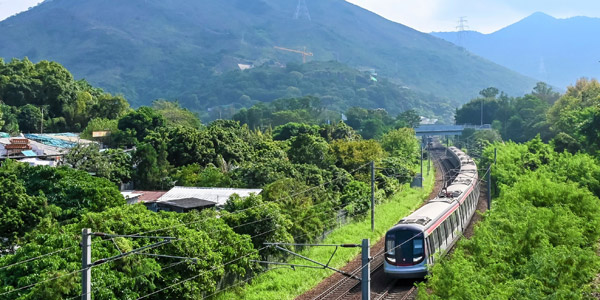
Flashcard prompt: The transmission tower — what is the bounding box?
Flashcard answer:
[294,0,311,21]
[538,56,548,81]
[456,16,469,48]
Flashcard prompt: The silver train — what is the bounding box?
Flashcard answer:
[384,146,479,278]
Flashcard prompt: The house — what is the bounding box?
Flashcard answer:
[142,186,263,213]
[121,190,168,205]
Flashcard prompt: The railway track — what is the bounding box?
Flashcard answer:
[309,148,453,300]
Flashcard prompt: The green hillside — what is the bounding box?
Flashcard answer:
[0,0,538,115]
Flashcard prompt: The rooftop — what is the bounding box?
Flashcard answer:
[158,187,262,206]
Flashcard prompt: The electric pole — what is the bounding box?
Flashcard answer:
[81,229,91,300]
[371,161,375,232]
[361,239,370,300]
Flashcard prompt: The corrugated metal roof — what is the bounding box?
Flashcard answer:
[21,150,37,157]
[158,187,262,206]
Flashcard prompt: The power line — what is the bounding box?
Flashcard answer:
[0,245,77,271]
[1,162,373,298]
[124,206,367,300]
[0,237,170,297]
[135,246,271,299]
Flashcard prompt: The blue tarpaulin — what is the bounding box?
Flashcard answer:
[21,150,37,157]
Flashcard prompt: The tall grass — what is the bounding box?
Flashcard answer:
[215,168,435,300]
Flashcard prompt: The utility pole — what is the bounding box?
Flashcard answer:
[81,228,91,300]
[487,165,492,209]
[427,146,431,175]
[481,98,484,127]
[370,161,375,232]
[361,239,370,300]
[79,230,174,300]
[40,108,44,134]
[420,145,424,188]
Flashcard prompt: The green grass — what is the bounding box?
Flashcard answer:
[215,168,435,300]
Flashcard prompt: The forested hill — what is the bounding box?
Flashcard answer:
[191,61,455,120]
[0,0,536,111]
[431,12,600,89]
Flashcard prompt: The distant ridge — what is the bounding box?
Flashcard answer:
[0,0,537,112]
[432,12,600,88]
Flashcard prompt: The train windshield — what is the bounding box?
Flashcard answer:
[385,230,424,266]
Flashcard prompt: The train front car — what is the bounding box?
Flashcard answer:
[384,146,478,279]
[384,222,427,278]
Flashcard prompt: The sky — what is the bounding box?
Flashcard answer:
[0,0,43,21]
[345,0,600,33]
[1,0,600,33]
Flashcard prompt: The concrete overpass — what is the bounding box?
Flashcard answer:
[415,124,491,137]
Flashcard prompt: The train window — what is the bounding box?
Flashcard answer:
[439,223,446,245]
[386,238,395,256]
[432,229,439,250]
[414,239,424,263]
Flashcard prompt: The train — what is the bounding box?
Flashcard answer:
[384,146,479,278]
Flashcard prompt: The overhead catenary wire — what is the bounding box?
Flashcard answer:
[204,209,371,299]
[2,162,374,297]
[0,237,171,297]
[135,245,271,300]
[0,244,77,271]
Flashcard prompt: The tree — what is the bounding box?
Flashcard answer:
[330,139,385,171]
[65,144,132,185]
[0,205,256,299]
[396,109,421,128]
[0,103,4,129]
[319,121,360,141]
[152,99,201,128]
[80,118,119,145]
[4,162,125,221]
[117,106,166,143]
[172,164,234,187]
[91,94,131,120]
[132,140,171,190]
[381,128,418,161]
[0,173,47,249]
[223,194,292,258]
[17,104,42,133]
[532,82,560,105]
[287,133,331,167]
[272,122,319,141]
[166,126,206,167]
[479,87,499,98]
[0,104,19,134]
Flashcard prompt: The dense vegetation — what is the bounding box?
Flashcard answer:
[0,59,423,299]
[0,0,536,112]
[420,138,600,299]
[455,80,600,154]
[194,61,452,121]
[422,77,600,299]
[0,58,130,133]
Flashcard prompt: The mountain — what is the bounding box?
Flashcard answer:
[0,0,537,115]
[431,12,600,89]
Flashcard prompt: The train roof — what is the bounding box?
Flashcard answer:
[392,146,477,232]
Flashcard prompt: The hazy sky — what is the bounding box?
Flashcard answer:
[346,0,600,33]
[0,0,42,21]
[2,0,600,33]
